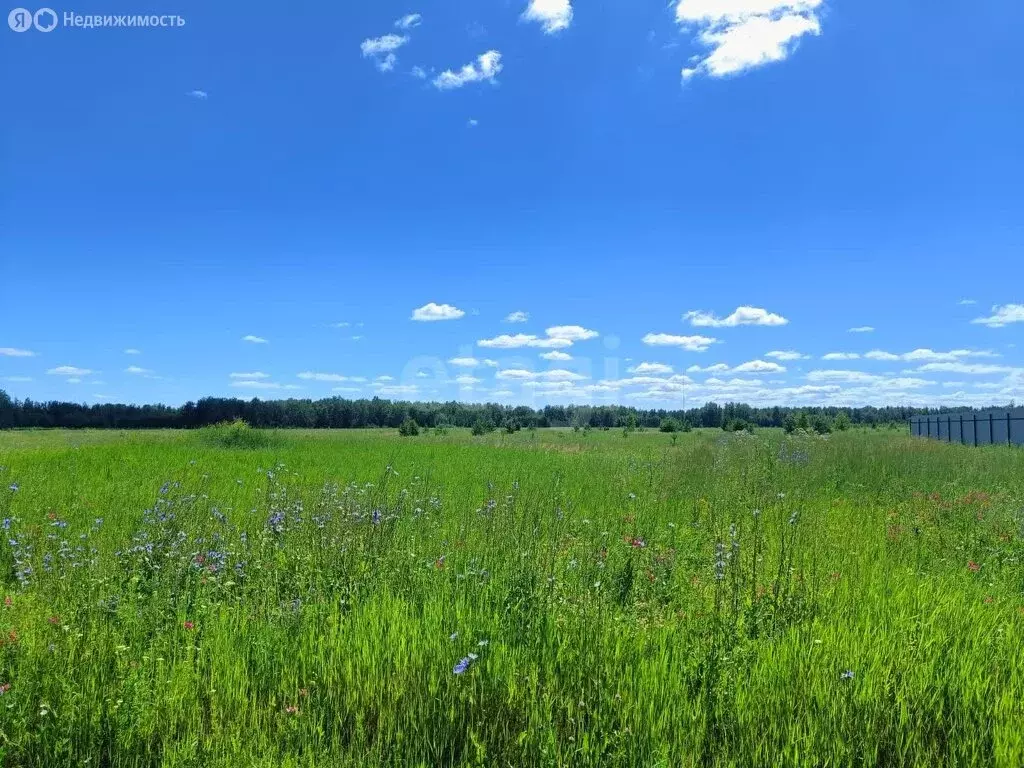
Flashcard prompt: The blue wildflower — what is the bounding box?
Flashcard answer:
[2,519,11,530]
[453,653,479,675]
[371,509,382,526]
[841,670,854,680]
[8,483,18,493]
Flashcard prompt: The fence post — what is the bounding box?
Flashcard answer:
[1008,412,1013,447]
[973,412,978,447]
[989,412,994,445]
[927,418,931,438]
[947,415,952,443]
[959,413,964,444]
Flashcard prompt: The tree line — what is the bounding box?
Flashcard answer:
[0,388,1002,432]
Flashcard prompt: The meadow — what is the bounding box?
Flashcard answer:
[0,425,1022,767]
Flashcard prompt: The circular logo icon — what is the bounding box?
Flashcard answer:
[34,7,57,31]
[8,7,33,31]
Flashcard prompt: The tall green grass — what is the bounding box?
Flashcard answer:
[0,428,1021,766]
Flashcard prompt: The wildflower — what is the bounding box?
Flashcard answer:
[477,639,489,647]
[1,519,10,530]
[48,616,59,626]
[183,621,194,631]
[630,537,646,549]
[968,561,980,573]
[8,483,18,493]
[449,632,458,641]
[371,509,382,526]
[285,705,299,715]
[0,683,10,695]
[299,688,309,698]
[840,670,854,680]
[435,556,445,570]
[983,596,994,604]
[788,511,798,525]
[3,596,11,607]
[453,652,479,675]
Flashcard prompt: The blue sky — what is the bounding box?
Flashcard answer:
[2,0,1022,409]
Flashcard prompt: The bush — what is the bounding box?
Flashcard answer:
[681,420,693,433]
[398,418,420,437]
[660,418,680,433]
[471,419,494,436]
[197,419,277,450]
[811,414,833,435]
[834,412,851,431]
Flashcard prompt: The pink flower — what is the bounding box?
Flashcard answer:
[183,621,194,631]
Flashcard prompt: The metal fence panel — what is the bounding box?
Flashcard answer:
[909,409,1024,447]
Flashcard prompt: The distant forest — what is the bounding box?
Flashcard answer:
[1,389,1012,431]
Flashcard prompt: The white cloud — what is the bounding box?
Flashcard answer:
[412,302,465,321]
[522,0,573,33]
[47,365,92,376]
[684,306,788,327]
[187,89,208,100]
[123,348,141,355]
[2,376,32,382]
[496,369,587,382]
[478,334,572,349]
[455,375,481,385]
[546,325,599,341]
[416,371,430,378]
[676,0,822,81]
[332,386,363,394]
[242,335,268,344]
[468,118,479,127]
[630,362,674,375]
[642,333,719,351]
[864,350,900,361]
[298,372,355,382]
[959,298,977,305]
[395,13,422,30]
[864,348,999,363]
[378,384,418,397]
[822,352,860,361]
[66,378,82,384]
[449,357,480,368]
[433,50,503,90]
[0,347,36,357]
[913,363,1015,375]
[972,304,1024,328]
[541,350,572,361]
[765,350,807,361]
[125,366,153,375]
[733,359,786,373]
[230,372,269,380]
[687,363,731,374]
[231,380,302,391]
[505,311,529,323]
[361,33,409,57]
[848,326,874,333]
[483,359,499,367]
[411,65,427,79]
[376,53,398,73]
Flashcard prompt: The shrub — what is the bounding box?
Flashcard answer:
[471,419,494,436]
[660,418,681,433]
[398,418,420,437]
[197,419,277,450]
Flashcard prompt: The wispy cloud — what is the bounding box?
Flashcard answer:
[467,118,479,127]
[822,352,860,361]
[497,369,587,382]
[676,0,823,81]
[971,304,1024,328]
[0,347,36,357]
[2,376,33,383]
[765,350,807,361]
[629,362,674,375]
[230,372,269,380]
[124,366,154,375]
[242,335,269,344]
[47,365,92,376]
[541,350,572,361]
[395,13,421,30]
[433,50,503,90]
[684,306,788,328]
[361,33,409,57]
[412,302,466,322]
[546,325,599,342]
[505,311,529,323]
[231,380,302,391]
[297,372,357,382]
[848,326,874,333]
[642,333,719,352]
[449,357,480,368]
[123,348,142,355]
[522,0,573,34]
[959,298,977,305]
[865,349,998,362]
[186,89,208,99]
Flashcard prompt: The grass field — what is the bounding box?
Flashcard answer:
[0,426,1022,767]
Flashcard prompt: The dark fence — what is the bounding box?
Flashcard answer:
[909,409,1024,447]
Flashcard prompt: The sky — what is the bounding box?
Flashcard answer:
[2,0,1023,410]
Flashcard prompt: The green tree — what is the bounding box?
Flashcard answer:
[398,417,420,436]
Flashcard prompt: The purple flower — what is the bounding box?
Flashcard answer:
[453,653,479,675]
[841,670,854,680]
[371,509,382,526]
[8,484,18,493]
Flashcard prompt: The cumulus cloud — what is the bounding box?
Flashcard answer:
[478,334,572,349]
[412,303,466,321]
[187,90,208,100]
[913,363,1015,375]
[522,0,573,33]
[242,335,268,344]
[454,375,481,385]
[972,304,1024,328]
[541,351,572,361]
[496,369,587,382]
[546,325,599,342]
[361,33,409,57]
[733,360,786,373]
[505,311,529,323]
[629,362,674,375]
[864,348,998,363]
[642,333,719,351]
[684,306,788,327]
[676,0,823,81]
[765,350,807,361]
[47,365,92,376]
[433,50,503,90]
[822,352,860,361]
[449,357,480,367]
[0,347,36,357]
